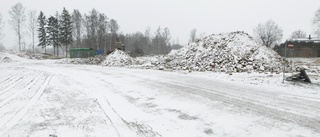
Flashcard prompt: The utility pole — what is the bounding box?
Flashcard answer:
[282,40,287,83]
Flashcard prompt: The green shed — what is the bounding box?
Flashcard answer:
[70,48,96,58]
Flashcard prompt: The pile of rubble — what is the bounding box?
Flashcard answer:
[101,49,133,67]
[63,31,285,74]
[56,55,105,65]
[132,55,166,69]
[164,31,284,73]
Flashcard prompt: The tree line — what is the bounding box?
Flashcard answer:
[2,3,320,56]
[253,6,320,49]
[1,2,184,57]
[37,8,73,57]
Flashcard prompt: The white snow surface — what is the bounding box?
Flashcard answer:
[0,52,26,63]
[56,57,104,65]
[1,36,320,137]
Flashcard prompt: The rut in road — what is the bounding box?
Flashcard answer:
[0,68,27,84]
[0,70,36,96]
[0,72,44,108]
[89,68,320,134]
[0,72,53,135]
[147,79,320,133]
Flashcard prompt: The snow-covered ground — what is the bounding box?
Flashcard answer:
[1,51,320,137]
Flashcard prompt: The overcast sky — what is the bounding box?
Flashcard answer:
[1,0,320,48]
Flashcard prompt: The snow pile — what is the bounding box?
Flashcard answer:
[101,49,133,67]
[0,52,21,63]
[164,31,283,73]
[56,56,104,65]
[0,57,14,63]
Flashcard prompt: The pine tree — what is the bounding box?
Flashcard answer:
[55,12,61,56]
[59,8,73,57]
[37,11,47,54]
[46,16,59,56]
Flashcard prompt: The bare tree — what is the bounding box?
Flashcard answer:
[109,19,119,34]
[163,27,171,46]
[83,13,91,47]
[85,9,99,49]
[144,27,151,53]
[253,20,283,48]
[189,28,197,42]
[82,9,110,51]
[72,9,82,48]
[108,19,119,50]
[0,13,4,39]
[152,27,171,55]
[124,27,173,56]
[8,2,26,51]
[290,30,307,39]
[97,13,108,51]
[28,10,37,53]
[313,7,320,37]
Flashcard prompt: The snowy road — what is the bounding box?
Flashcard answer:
[0,59,320,136]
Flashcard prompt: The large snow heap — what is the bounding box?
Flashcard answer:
[165,31,283,73]
[101,49,133,67]
[0,57,13,63]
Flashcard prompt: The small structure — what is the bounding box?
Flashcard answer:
[70,48,96,58]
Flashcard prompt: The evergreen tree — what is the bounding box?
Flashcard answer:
[59,7,73,57]
[46,16,59,56]
[37,11,47,53]
[55,12,61,56]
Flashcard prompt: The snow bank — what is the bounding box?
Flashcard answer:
[165,31,283,73]
[56,55,105,65]
[101,49,133,67]
[0,57,13,63]
[101,50,166,69]
[0,52,24,63]
[132,55,166,69]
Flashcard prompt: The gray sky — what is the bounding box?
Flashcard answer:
[1,0,320,48]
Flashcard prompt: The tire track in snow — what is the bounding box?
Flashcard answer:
[0,74,53,135]
[88,72,161,137]
[95,95,139,137]
[0,69,24,84]
[0,71,43,108]
[0,69,28,85]
[0,70,36,96]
